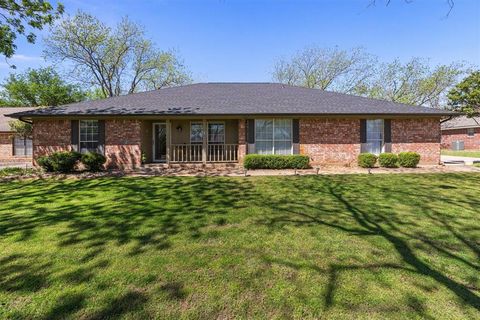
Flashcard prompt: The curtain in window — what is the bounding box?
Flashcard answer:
[255,119,292,155]
[13,136,32,156]
[365,119,384,155]
[79,120,99,153]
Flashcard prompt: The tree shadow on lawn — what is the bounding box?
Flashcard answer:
[256,174,480,315]
[0,176,255,318]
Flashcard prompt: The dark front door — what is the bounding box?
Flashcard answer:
[153,123,167,162]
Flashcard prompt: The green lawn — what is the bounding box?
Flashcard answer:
[441,149,480,158]
[1,174,479,319]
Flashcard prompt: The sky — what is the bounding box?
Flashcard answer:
[1,0,479,83]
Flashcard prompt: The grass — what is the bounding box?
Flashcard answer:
[0,174,479,319]
[0,167,38,177]
[441,149,480,158]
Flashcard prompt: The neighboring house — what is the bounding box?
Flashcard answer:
[8,83,453,169]
[0,107,35,164]
[441,115,480,150]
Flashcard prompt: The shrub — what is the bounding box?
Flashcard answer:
[49,151,81,173]
[358,153,377,168]
[378,153,398,168]
[37,156,54,172]
[0,167,38,177]
[81,152,107,172]
[243,154,310,169]
[398,152,421,168]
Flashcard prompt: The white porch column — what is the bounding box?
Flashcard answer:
[166,119,171,164]
[202,119,207,164]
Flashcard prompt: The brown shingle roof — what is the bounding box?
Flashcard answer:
[7,83,455,118]
[441,116,480,130]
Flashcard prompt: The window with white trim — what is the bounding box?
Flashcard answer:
[467,128,475,137]
[79,120,99,153]
[190,122,203,144]
[208,122,225,144]
[13,136,32,156]
[365,119,384,155]
[255,119,292,155]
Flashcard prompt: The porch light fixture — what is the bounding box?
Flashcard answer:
[176,125,182,133]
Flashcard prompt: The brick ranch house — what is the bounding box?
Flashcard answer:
[441,115,480,150]
[0,107,35,164]
[8,83,454,170]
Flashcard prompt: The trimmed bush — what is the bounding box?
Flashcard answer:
[37,156,54,172]
[378,153,399,168]
[358,153,377,168]
[49,151,81,173]
[243,154,310,169]
[398,152,421,168]
[81,152,107,172]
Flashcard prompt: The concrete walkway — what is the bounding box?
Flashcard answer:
[441,155,480,165]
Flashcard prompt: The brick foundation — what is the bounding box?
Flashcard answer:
[391,118,441,164]
[105,120,142,170]
[441,128,480,150]
[299,118,361,166]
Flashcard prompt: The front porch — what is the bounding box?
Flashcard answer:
[140,119,243,164]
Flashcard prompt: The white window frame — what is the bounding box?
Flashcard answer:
[79,120,99,153]
[254,119,293,155]
[467,128,475,137]
[13,135,32,156]
[365,119,384,155]
[190,121,203,144]
[207,121,225,145]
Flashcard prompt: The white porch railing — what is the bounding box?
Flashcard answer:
[208,144,238,162]
[170,144,238,163]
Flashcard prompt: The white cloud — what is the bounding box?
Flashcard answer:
[11,54,44,62]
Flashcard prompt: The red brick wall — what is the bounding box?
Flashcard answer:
[299,117,441,166]
[441,128,480,150]
[105,119,142,170]
[238,119,246,162]
[300,118,361,166]
[391,118,441,164]
[0,132,32,163]
[33,120,72,164]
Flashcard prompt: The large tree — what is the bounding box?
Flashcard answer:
[447,71,480,116]
[272,46,376,94]
[355,58,465,109]
[0,67,86,107]
[0,0,64,60]
[44,12,191,97]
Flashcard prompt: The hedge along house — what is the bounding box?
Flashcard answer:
[8,83,454,170]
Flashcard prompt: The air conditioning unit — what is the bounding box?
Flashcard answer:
[452,141,464,151]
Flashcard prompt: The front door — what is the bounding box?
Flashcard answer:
[153,123,167,162]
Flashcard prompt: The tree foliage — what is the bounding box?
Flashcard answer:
[0,0,64,60]
[8,119,32,138]
[273,46,376,93]
[0,67,86,107]
[44,11,191,97]
[355,58,465,108]
[273,47,467,108]
[447,71,480,116]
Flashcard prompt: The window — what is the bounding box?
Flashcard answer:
[190,122,203,144]
[365,119,384,155]
[255,119,292,155]
[208,122,225,144]
[13,136,32,156]
[79,120,99,153]
[467,128,475,137]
